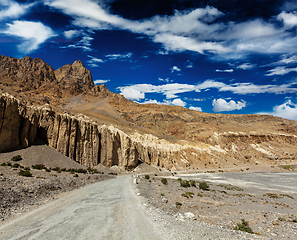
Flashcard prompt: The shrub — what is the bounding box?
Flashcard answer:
[182,192,194,198]
[32,164,47,170]
[199,181,210,191]
[87,168,99,174]
[24,167,30,171]
[6,162,12,167]
[12,163,21,168]
[73,174,78,177]
[46,168,51,172]
[76,169,87,174]
[11,155,22,161]
[1,162,7,166]
[18,169,32,177]
[180,180,190,188]
[283,165,291,170]
[176,202,182,206]
[234,219,254,234]
[161,178,168,185]
[61,168,67,172]
[144,175,150,180]
[189,180,196,187]
[52,167,60,172]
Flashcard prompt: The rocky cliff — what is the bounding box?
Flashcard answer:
[1,93,297,171]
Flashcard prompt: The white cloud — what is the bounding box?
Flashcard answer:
[237,63,255,70]
[87,55,104,67]
[278,11,297,28]
[278,54,297,64]
[0,0,33,20]
[171,66,181,73]
[189,106,202,111]
[61,32,93,51]
[120,87,144,100]
[94,79,110,84]
[266,66,297,76]
[215,69,234,73]
[172,98,186,107]
[105,52,133,61]
[118,80,297,101]
[64,29,81,39]
[212,98,246,112]
[259,100,297,121]
[186,60,193,68]
[46,0,297,59]
[3,20,56,53]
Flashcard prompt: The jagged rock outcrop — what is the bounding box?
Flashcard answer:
[0,55,56,89]
[55,60,94,93]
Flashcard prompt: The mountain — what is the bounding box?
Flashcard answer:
[0,55,297,171]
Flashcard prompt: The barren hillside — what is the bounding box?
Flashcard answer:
[1,55,297,171]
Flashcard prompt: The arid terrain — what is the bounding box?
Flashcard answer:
[1,55,297,239]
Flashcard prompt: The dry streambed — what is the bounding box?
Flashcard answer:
[137,174,297,239]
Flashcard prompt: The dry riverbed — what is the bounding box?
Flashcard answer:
[137,171,297,239]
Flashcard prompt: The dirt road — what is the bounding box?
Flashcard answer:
[0,175,262,240]
[0,176,162,240]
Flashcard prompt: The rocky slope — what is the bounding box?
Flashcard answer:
[1,55,297,171]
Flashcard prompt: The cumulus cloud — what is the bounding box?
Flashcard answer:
[94,79,110,84]
[2,20,56,53]
[0,0,33,20]
[189,106,202,111]
[278,11,297,28]
[172,98,186,107]
[259,100,297,121]
[212,98,246,112]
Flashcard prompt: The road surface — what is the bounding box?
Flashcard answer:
[0,176,161,240]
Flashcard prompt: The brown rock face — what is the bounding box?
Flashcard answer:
[0,55,56,89]
[0,93,139,169]
[55,60,94,94]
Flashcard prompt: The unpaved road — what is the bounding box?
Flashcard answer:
[0,175,263,240]
[0,176,161,240]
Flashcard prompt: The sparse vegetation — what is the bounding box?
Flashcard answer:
[182,192,194,198]
[189,180,196,187]
[11,155,22,161]
[12,163,21,168]
[199,181,210,191]
[179,179,190,188]
[234,219,254,234]
[264,193,281,199]
[18,169,32,177]
[32,164,47,170]
[161,178,168,185]
[218,184,243,191]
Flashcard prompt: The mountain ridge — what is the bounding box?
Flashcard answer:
[0,55,297,171]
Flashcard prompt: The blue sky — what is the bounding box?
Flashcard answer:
[1,0,297,120]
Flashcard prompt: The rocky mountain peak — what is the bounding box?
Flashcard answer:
[55,60,94,93]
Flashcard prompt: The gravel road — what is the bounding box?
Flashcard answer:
[0,175,264,240]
